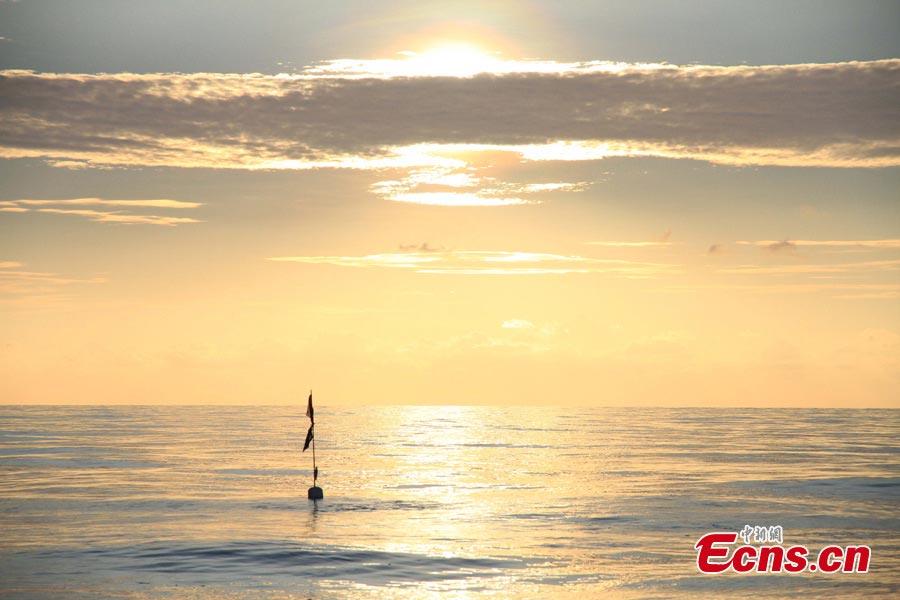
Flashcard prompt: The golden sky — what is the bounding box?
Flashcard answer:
[1,1,898,406]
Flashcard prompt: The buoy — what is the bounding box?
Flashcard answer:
[303,391,324,501]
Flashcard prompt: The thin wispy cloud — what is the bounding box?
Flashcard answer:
[834,291,900,300]
[398,243,446,253]
[0,261,106,304]
[668,282,900,300]
[269,250,679,277]
[302,57,673,78]
[811,283,900,299]
[370,157,590,206]
[586,241,673,247]
[763,240,797,253]
[384,191,531,207]
[1,59,896,174]
[738,239,900,250]
[35,208,202,226]
[502,319,536,329]
[2,198,202,225]
[719,258,900,275]
[12,198,202,208]
[586,230,673,248]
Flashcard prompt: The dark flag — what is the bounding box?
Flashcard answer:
[303,424,314,452]
[306,392,314,423]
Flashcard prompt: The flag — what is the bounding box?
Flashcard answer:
[306,392,314,423]
[303,424,314,452]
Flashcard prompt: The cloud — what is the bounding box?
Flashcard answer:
[370,155,591,206]
[12,198,202,209]
[817,284,900,300]
[502,319,535,329]
[0,59,897,173]
[664,282,900,300]
[738,239,900,250]
[384,191,531,206]
[398,243,446,253]
[586,241,672,248]
[719,258,900,275]
[1,197,202,225]
[833,290,900,300]
[0,262,106,306]
[690,237,900,297]
[762,240,797,253]
[304,57,670,79]
[269,250,680,277]
[35,208,202,226]
[586,230,674,248]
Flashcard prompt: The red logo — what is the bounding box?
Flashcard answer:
[695,528,870,574]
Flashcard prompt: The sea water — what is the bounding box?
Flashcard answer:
[1,406,898,598]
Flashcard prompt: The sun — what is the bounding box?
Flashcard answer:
[397,42,503,77]
[303,41,507,78]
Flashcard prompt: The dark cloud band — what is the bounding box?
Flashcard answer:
[1,60,897,168]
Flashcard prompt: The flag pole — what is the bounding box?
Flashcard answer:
[306,389,323,500]
[310,389,317,487]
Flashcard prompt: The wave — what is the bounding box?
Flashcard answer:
[37,540,527,585]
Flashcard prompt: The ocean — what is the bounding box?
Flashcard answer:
[1,406,898,598]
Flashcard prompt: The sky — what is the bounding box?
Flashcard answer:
[1,1,898,406]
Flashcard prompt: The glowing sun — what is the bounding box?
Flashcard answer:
[401,42,502,76]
